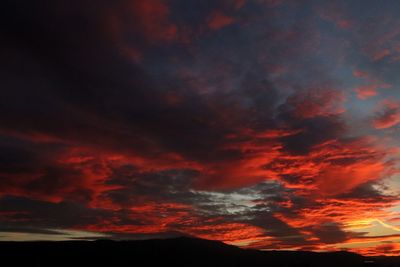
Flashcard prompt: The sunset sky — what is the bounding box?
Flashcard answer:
[1,0,400,256]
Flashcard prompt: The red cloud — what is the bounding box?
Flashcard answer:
[353,70,369,79]
[285,88,346,119]
[234,0,246,10]
[84,202,193,234]
[195,129,394,197]
[105,0,185,62]
[355,85,379,100]
[369,49,391,61]
[373,100,400,129]
[0,131,398,254]
[361,25,400,63]
[186,222,265,244]
[278,137,394,196]
[82,200,265,245]
[131,0,178,43]
[315,160,386,196]
[352,243,400,256]
[207,12,236,31]
[316,2,352,29]
[353,70,391,100]
[0,141,201,205]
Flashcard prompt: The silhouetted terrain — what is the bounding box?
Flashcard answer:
[1,237,399,267]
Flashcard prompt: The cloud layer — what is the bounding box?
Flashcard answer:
[1,0,400,256]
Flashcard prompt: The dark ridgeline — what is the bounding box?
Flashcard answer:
[0,237,399,267]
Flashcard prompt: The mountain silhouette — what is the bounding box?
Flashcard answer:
[1,237,399,266]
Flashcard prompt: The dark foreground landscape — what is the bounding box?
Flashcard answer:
[1,237,399,267]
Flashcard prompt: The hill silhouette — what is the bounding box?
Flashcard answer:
[1,237,399,266]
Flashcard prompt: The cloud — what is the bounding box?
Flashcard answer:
[373,100,400,129]
[352,69,391,100]
[0,0,399,256]
[316,1,352,29]
[207,12,236,30]
[312,222,348,244]
[280,88,346,119]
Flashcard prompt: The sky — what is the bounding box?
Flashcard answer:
[1,0,400,256]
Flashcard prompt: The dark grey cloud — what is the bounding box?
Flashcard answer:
[311,222,348,244]
[0,196,109,229]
